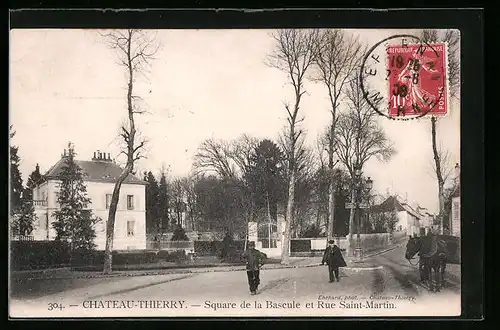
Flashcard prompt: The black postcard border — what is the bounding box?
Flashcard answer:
[7,8,485,323]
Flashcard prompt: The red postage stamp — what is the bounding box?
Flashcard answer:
[387,43,448,117]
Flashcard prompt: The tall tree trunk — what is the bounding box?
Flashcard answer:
[327,183,335,240]
[325,80,339,242]
[315,200,322,228]
[282,170,295,264]
[103,31,138,274]
[347,188,356,256]
[431,117,445,234]
[327,120,336,241]
[103,164,132,274]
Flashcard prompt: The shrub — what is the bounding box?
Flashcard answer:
[10,241,71,270]
[171,225,189,241]
[290,239,311,252]
[194,240,219,256]
[157,250,170,260]
[164,250,187,263]
[300,224,323,238]
[70,250,159,267]
[112,250,159,265]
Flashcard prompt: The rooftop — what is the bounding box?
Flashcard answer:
[44,157,147,185]
[371,195,423,219]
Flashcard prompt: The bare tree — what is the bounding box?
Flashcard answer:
[267,29,320,264]
[311,29,364,241]
[335,77,396,246]
[193,135,259,179]
[101,29,160,274]
[229,134,260,177]
[193,138,236,179]
[421,29,460,233]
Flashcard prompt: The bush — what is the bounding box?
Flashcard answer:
[300,224,324,238]
[194,240,246,256]
[167,250,187,263]
[10,240,71,270]
[157,249,170,259]
[290,239,311,252]
[171,225,189,241]
[156,249,187,263]
[194,240,219,256]
[70,250,159,267]
[113,250,159,265]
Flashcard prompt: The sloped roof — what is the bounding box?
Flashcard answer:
[44,157,147,185]
[399,202,422,219]
[371,195,422,219]
[370,195,405,213]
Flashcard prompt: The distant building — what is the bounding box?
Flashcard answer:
[31,144,147,250]
[371,195,421,236]
[416,206,434,235]
[449,163,461,237]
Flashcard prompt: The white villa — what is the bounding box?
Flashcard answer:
[372,195,422,237]
[31,145,147,250]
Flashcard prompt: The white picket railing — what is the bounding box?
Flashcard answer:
[11,235,35,241]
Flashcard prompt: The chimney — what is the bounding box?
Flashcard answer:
[108,153,111,160]
[93,152,97,159]
[68,142,74,156]
[454,163,460,182]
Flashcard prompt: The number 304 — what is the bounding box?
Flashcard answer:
[392,95,406,108]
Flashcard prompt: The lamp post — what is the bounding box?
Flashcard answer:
[365,176,373,234]
[353,164,362,260]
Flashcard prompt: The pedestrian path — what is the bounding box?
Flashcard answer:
[10,244,459,282]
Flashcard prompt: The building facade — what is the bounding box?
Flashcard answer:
[449,163,461,237]
[371,195,422,236]
[32,147,147,250]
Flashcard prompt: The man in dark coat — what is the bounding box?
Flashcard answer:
[321,240,347,283]
[241,241,267,295]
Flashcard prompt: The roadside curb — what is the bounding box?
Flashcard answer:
[12,244,403,280]
[13,262,384,281]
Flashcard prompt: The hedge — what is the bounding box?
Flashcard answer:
[71,249,160,267]
[193,240,246,256]
[10,240,71,271]
[290,240,311,253]
[157,250,187,263]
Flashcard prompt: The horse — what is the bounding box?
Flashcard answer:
[405,234,448,292]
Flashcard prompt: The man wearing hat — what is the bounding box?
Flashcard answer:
[241,241,267,295]
[322,239,347,283]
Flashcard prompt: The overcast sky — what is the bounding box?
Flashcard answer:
[10,29,460,213]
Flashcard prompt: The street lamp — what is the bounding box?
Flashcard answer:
[366,177,373,191]
[353,164,363,260]
[365,177,373,235]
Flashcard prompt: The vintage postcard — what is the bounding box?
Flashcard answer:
[9,27,461,318]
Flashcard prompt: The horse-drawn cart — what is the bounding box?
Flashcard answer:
[405,234,460,292]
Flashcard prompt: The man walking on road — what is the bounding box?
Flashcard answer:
[322,240,347,283]
[241,241,267,295]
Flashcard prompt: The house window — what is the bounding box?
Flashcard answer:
[261,239,277,249]
[127,195,134,210]
[106,194,113,209]
[127,220,135,237]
